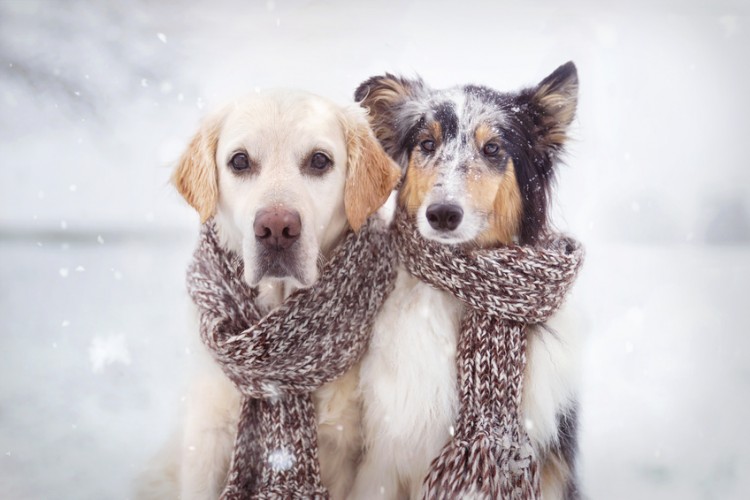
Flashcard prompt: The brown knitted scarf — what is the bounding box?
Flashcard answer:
[186,217,396,499]
[392,210,584,500]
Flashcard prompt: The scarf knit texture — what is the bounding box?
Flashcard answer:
[186,217,397,499]
[186,209,583,499]
[392,210,584,500]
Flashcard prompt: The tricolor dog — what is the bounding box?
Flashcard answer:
[351,62,582,499]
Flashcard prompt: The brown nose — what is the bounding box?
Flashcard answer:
[254,208,302,250]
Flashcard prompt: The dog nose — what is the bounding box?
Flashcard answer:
[254,208,301,249]
[425,203,464,231]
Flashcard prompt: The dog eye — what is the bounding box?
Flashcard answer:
[229,152,250,172]
[420,140,436,154]
[482,143,500,157]
[310,152,332,171]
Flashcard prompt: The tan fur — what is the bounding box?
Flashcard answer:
[341,111,401,231]
[534,81,578,149]
[427,121,442,144]
[476,160,522,246]
[540,447,574,499]
[172,116,222,223]
[398,155,437,216]
[474,122,496,146]
[356,75,422,159]
[315,366,364,499]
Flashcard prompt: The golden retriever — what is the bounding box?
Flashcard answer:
[138,89,399,500]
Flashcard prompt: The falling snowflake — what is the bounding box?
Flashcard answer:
[59,268,69,278]
[267,448,295,472]
[157,32,167,43]
[88,334,131,373]
[262,381,281,403]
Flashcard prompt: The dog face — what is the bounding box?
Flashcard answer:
[356,62,578,246]
[173,90,400,288]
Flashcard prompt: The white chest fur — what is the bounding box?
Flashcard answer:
[354,266,464,499]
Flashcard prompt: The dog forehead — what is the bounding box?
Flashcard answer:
[423,87,506,143]
[221,91,344,146]
[462,85,508,128]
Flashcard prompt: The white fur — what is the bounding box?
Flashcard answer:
[138,90,365,500]
[351,268,462,500]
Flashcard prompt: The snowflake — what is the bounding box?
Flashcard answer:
[88,334,131,373]
[267,448,295,472]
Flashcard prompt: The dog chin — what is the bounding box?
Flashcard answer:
[247,265,308,288]
[244,259,317,290]
[417,219,480,245]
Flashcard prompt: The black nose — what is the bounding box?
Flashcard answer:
[254,208,301,250]
[425,203,464,231]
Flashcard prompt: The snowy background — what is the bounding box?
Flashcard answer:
[1,0,749,498]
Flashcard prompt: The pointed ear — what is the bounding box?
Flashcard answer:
[531,61,579,149]
[354,74,425,165]
[340,107,402,231]
[172,115,222,223]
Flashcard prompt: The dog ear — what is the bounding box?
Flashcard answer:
[172,115,222,223]
[531,61,578,150]
[354,74,425,166]
[340,107,402,231]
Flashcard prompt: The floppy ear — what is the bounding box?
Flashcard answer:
[172,115,222,223]
[340,107,402,231]
[530,61,578,151]
[354,73,425,166]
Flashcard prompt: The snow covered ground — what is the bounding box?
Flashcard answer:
[1,0,749,498]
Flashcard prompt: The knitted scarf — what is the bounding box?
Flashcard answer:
[392,210,584,500]
[186,217,396,499]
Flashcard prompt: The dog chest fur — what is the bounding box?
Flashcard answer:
[356,266,463,498]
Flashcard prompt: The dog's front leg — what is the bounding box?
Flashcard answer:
[179,369,241,500]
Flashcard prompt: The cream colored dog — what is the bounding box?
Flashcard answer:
[138,89,399,500]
